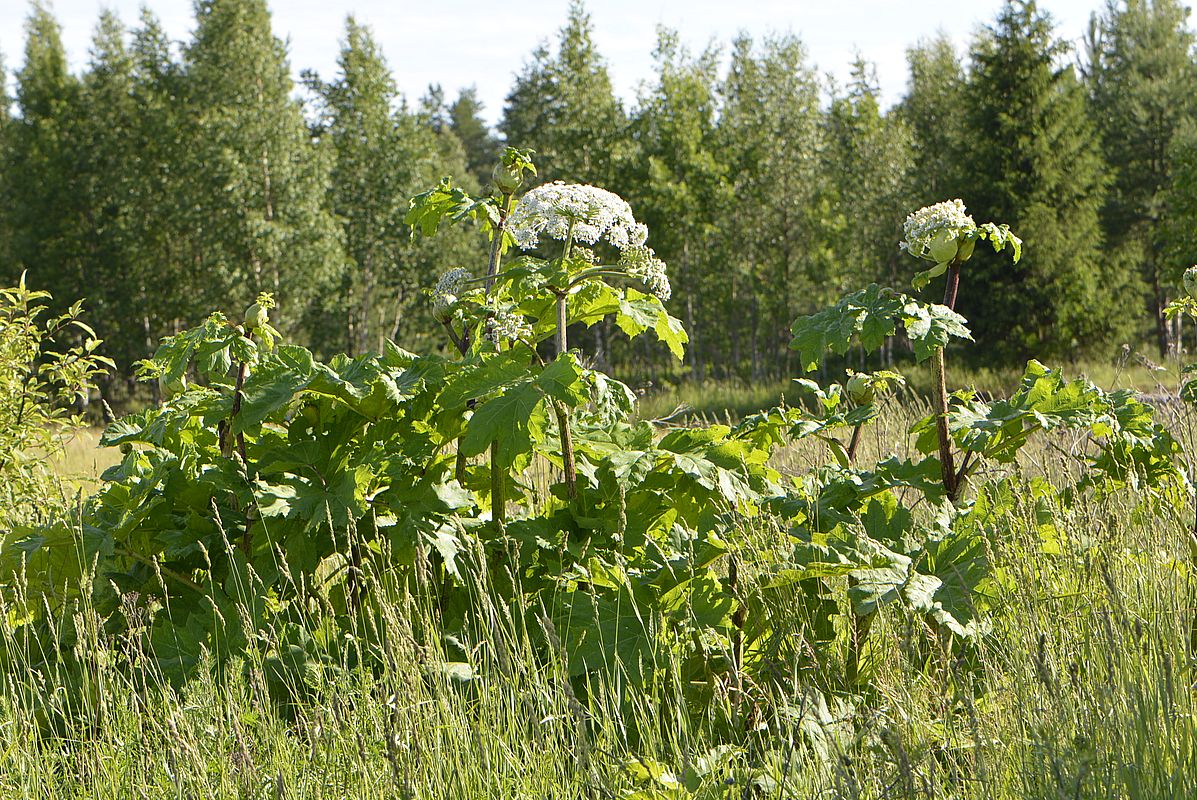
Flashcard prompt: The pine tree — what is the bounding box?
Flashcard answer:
[500,1,626,185]
[182,0,344,333]
[959,0,1116,359]
[1087,0,1197,354]
[449,87,499,189]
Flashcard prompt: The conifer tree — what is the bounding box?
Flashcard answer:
[8,2,82,296]
[1087,0,1197,354]
[959,0,1116,358]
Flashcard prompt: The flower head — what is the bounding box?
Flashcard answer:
[432,268,471,320]
[900,199,977,263]
[619,245,671,302]
[485,307,532,345]
[509,182,648,252]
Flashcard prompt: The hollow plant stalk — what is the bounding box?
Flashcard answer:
[845,420,867,686]
[934,262,962,501]
[221,325,255,553]
[483,192,516,526]
[554,292,578,500]
[554,223,579,500]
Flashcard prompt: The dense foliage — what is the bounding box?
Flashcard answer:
[0,276,111,525]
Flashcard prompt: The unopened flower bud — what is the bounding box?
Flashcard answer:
[244,302,268,331]
[901,199,977,264]
[492,162,525,195]
[1184,265,1197,299]
[845,374,875,405]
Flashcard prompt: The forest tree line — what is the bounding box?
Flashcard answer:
[2,0,1197,400]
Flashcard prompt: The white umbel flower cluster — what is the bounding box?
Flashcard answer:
[619,246,671,302]
[509,182,649,252]
[900,199,976,261]
[485,308,532,345]
[432,268,471,320]
[1185,265,1197,299]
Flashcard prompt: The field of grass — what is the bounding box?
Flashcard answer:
[52,426,122,484]
[636,354,1185,424]
[11,387,1197,798]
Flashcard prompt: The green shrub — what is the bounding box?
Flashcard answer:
[0,275,111,525]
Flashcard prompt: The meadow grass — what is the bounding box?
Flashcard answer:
[14,379,1197,798]
[52,426,121,484]
[636,354,1185,425]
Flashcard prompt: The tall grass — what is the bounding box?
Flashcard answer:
[636,353,1186,426]
[53,427,121,485]
[12,400,1197,798]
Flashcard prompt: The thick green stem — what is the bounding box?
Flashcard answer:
[474,192,516,504]
[491,439,505,528]
[220,358,248,460]
[1190,519,1197,657]
[485,193,515,290]
[847,423,864,464]
[556,290,568,358]
[555,290,578,500]
[844,423,873,687]
[846,596,874,687]
[455,448,468,484]
[114,547,204,594]
[932,350,958,500]
[728,553,746,705]
[219,328,254,553]
[934,263,962,502]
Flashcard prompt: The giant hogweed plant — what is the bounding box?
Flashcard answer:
[740,199,1186,686]
[405,151,779,693]
[1,151,783,727]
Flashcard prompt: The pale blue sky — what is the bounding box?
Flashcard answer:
[0,0,1113,123]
